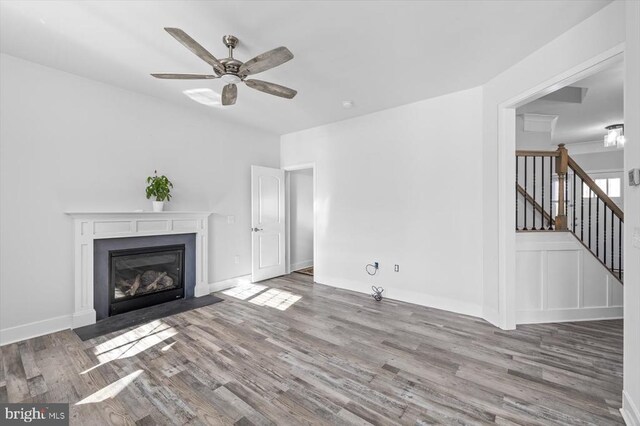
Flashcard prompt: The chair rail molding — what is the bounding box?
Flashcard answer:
[65,211,213,328]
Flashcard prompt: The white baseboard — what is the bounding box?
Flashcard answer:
[1,276,252,346]
[482,306,503,329]
[622,390,640,426]
[291,260,313,272]
[194,282,211,297]
[72,309,96,328]
[316,275,482,319]
[0,314,72,347]
[209,274,252,293]
[516,306,623,324]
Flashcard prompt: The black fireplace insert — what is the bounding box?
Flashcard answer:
[109,244,185,316]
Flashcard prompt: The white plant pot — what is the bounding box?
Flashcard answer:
[152,201,164,212]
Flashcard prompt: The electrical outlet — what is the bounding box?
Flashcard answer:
[234,255,240,264]
[374,262,379,269]
[634,227,640,249]
[394,264,399,272]
[227,215,235,224]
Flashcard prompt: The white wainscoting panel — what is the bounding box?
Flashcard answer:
[516,232,623,324]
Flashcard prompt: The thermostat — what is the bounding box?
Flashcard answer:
[630,169,640,186]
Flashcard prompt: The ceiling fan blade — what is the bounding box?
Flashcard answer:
[151,73,219,79]
[164,28,225,74]
[245,79,297,99]
[239,46,293,76]
[222,84,237,106]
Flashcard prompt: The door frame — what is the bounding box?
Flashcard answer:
[497,44,625,329]
[282,163,316,276]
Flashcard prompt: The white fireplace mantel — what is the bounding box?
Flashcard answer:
[66,211,213,328]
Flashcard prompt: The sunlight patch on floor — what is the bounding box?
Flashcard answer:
[81,320,177,374]
[223,282,267,300]
[248,288,302,311]
[75,370,143,405]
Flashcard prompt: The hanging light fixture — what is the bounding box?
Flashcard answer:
[604,124,625,148]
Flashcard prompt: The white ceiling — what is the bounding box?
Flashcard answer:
[517,60,624,146]
[0,0,611,135]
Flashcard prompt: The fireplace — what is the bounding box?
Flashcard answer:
[109,245,185,316]
[93,233,197,321]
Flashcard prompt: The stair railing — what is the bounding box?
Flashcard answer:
[515,144,624,282]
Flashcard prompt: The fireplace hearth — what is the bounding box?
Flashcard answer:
[109,245,185,316]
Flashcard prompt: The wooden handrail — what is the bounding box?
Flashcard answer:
[568,156,624,221]
[515,149,560,157]
[516,183,555,227]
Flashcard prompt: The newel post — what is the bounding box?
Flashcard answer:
[555,144,568,230]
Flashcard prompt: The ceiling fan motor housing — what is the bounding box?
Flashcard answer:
[219,58,243,76]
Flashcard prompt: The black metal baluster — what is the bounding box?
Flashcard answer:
[619,216,623,279]
[533,156,536,230]
[516,156,519,230]
[604,203,607,266]
[596,198,600,259]
[549,157,553,229]
[565,173,569,227]
[611,209,614,272]
[581,177,584,240]
[589,188,593,248]
[542,156,545,228]
[524,156,528,230]
[571,170,576,233]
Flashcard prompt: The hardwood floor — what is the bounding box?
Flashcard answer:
[0,274,624,425]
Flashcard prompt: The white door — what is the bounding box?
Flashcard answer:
[251,165,286,282]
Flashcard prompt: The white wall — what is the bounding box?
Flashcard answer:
[0,54,280,340]
[281,86,484,317]
[289,168,313,270]
[623,1,640,424]
[572,150,624,172]
[515,115,553,150]
[481,1,626,328]
[516,232,622,324]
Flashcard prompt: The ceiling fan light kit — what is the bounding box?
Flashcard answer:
[152,28,297,106]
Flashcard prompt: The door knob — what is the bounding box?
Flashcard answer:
[251,227,263,232]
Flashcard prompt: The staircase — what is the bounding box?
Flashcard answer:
[516,144,624,283]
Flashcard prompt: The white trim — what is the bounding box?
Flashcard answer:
[319,276,482,318]
[622,390,640,426]
[66,211,213,327]
[0,314,72,346]
[282,163,317,277]
[209,274,252,293]
[291,260,313,271]
[516,307,622,324]
[496,44,625,330]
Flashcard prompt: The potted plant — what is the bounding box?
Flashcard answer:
[145,171,173,212]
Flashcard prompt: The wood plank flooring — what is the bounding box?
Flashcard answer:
[0,274,624,425]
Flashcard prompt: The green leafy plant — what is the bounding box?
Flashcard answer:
[145,171,173,202]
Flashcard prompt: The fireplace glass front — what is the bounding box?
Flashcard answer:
[109,244,185,316]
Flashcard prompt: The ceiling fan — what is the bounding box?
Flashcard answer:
[151,28,297,106]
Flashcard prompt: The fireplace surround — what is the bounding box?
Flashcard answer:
[67,211,212,327]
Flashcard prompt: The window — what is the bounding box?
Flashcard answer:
[583,178,621,198]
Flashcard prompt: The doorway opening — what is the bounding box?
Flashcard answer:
[284,164,316,281]
[513,60,624,325]
[498,47,624,329]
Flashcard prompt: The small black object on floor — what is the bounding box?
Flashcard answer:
[73,295,223,341]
